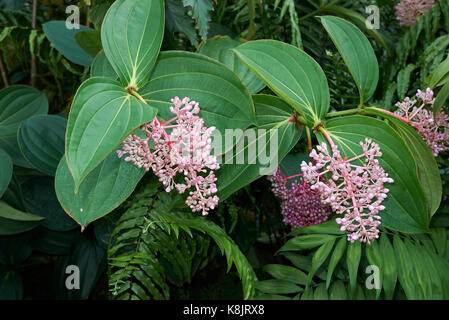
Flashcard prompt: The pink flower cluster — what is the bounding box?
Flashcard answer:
[117,96,219,215]
[395,0,435,26]
[395,88,449,156]
[301,140,394,244]
[268,168,331,229]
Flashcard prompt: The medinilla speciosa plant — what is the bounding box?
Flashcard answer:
[32,0,446,300]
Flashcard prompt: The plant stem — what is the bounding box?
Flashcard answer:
[127,88,147,104]
[325,108,360,118]
[306,126,312,153]
[0,53,8,88]
[30,0,38,88]
[317,125,336,149]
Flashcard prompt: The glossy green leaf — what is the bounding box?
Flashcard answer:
[55,153,145,228]
[216,94,302,200]
[317,116,429,233]
[0,148,12,198]
[0,136,33,168]
[101,0,165,88]
[90,51,117,79]
[433,80,449,116]
[428,54,449,88]
[233,40,330,127]
[75,29,101,57]
[346,241,361,298]
[0,201,44,235]
[198,36,265,93]
[289,219,345,236]
[393,235,418,299]
[141,51,256,134]
[324,5,390,54]
[365,107,442,217]
[326,237,347,289]
[313,283,329,300]
[66,77,157,191]
[255,279,302,294]
[43,21,94,66]
[262,264,308,285]
[306,238,335,287]
[320,16,379,104]
[18,115,66,176]
[329,280,348,300]
[0,85,48,138]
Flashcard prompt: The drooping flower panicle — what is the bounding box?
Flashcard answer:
[395,88,449,156]
[394,0,435,26]
[301,139,394,244]
[268,168,331,229]
[118,96,219,216]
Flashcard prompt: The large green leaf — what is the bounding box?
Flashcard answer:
[65,77,157,191]
[18,115,66,176]
[433,80,449,116]
[55,153,145,228]
[255,279,302,295]
[317,116,429,233]
[346,241,361,298]
[216,94,302,200]
[140,51,256,133]
[306,238,335,287]
[320,16,379,104]
[101,0,165,88]
[364,107,442,217]
[262,264,308,285]
[198,36,265,94]
[74,30,102,57]
[0,148,12,198]
[43,21,94,66]
[0,85,48,138]
[233,40,329,127]
[0,201,44,235]
[0,136,33,168]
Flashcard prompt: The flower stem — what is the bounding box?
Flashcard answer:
[306,126,312,153]
[317,126,336,150]
[325,108,360,118]
[127,88,147,104]
[370,107,409,123]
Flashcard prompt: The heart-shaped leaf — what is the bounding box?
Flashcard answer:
[101,0,165,88]
[216,94,302,200]
[140,51,256,133]
[320,16,379,104]
[0,85,48,138]
[198,36,265,94]
[0,148,12,198]
[18,115,66,176]
[233,39,330,127]
[317,116,428,233]
[55,153,145,228]
[65,77,157,191]
[43,21,94,66]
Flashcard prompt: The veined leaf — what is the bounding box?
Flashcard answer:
[141,51,256,134]
[317,116,429,233]
[55,153,145,228]
[365,107,442,217]
[75,29,102,57]
[320,16,379,104]
[278,234,337,252]
[101,0,165,88]
[0,148,12,198]
[0,85,48,138]
[65,77,157,191]
[216,94,302,200]
[198,36,265,94]
[18,115,66,176]
[379,233,397,300]
[233,40,330,127]
[255,279,303,295]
